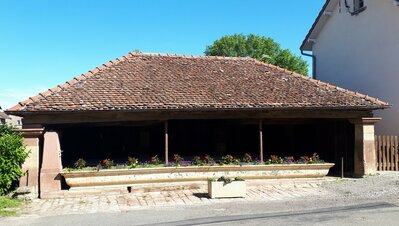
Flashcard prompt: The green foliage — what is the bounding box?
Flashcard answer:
[99,159,114,169]
[0,125,28,196]
[127,156,139,168]
[214,176,245,185]
[242,153,253,163]
[204,154,215,165]
[265,155,283,165]
[173,154,184,166]
[192,156,204,166]
[0,196,23,217]
[299,153,322,164]
[234,177,245,181]
[220,154,239,165]
[150,155,161,165]
[205,34,309,75]
[217,176,232,184]
[74,158,86,169]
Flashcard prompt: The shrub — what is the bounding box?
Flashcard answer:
[220,154,235,165]
[99,159,114,169]
[74,158,86,169]
[242,153,253,163]
[265,155,283,164]
[0,125,28,195]
[204,154,214,165]
[173,154,184,166]
[234,177,245,181]
[127,156,139,168]
[150,155,161,165]
[192,156,204,166]
[299,153,322,164]
[212,176,245,185]
[217,176,232,184]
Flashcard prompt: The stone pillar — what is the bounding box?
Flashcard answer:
[17,127,44,197]
[40,131,63,197]
[350,118,381,177]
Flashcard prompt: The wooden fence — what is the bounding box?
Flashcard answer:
[375,135,399,171]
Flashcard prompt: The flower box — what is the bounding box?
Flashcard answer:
[61,163,334,190]
[208,180,246,198]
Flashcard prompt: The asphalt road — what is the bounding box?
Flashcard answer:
[2,198,399,226]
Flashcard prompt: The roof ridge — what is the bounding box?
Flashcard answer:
[251,58,390,107]
[129,51,254,61]
[7,52,134,111]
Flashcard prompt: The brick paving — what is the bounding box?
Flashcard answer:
[19,179,332,217]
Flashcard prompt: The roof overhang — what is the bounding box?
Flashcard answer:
[300,0,339,51]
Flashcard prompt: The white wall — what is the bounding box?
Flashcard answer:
[313,0,399,135]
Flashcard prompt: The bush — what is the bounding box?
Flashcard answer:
[127,156,139,168]
[192,156,204,166]
[173,154,184,166]
[204,154,215,165]
[74,158,86,169]
[242,153,253,163]
[150,155,161,165]
[99,159,114,169]
[0,125,28,195]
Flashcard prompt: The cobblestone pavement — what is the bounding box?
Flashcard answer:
[19,179,331,217]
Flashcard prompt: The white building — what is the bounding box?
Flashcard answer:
[0,111,22,128]
[0,112,10,125]
[301,0,399,135]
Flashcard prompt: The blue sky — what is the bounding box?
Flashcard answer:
[0,0,324,109]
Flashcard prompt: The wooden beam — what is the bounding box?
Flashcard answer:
[20,109,374,125]
[259,119,264,163]
[165,120,169,165]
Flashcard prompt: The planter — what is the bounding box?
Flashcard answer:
[208,181,246,198]
[61,163,334,190]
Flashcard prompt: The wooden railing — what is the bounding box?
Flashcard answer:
[375,135,399,171]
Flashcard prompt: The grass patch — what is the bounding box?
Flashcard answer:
[335,178,349,183]
[0,196,23,217]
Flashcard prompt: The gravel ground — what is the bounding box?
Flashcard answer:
[320,172,399,201]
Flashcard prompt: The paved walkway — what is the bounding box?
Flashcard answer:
[19,178,331,217]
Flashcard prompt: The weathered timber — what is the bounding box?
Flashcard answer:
[20,109,373,125]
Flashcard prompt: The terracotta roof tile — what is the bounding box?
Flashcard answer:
[6,51,389,113]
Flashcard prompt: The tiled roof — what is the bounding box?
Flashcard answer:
[6,51,389,113]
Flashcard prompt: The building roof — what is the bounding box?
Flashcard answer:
[0,111,11,120]
[6,51,388,114]
[301,0,336,51]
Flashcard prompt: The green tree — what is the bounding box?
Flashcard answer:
[0,125,28,195]
[205,34,309,75]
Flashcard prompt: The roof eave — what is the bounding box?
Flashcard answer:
[5,105,390,117]
[300,0,338,51]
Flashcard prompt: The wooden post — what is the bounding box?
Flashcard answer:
[165,120,169,165]
[259,119,264,163]
[341,156,344,179]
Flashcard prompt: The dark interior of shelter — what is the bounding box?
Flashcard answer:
[53,119,355,175]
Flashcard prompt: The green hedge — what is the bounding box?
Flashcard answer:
[0,125,28,195]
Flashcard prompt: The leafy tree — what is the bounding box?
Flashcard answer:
[0,125,28,195]
[205,34,308,75]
